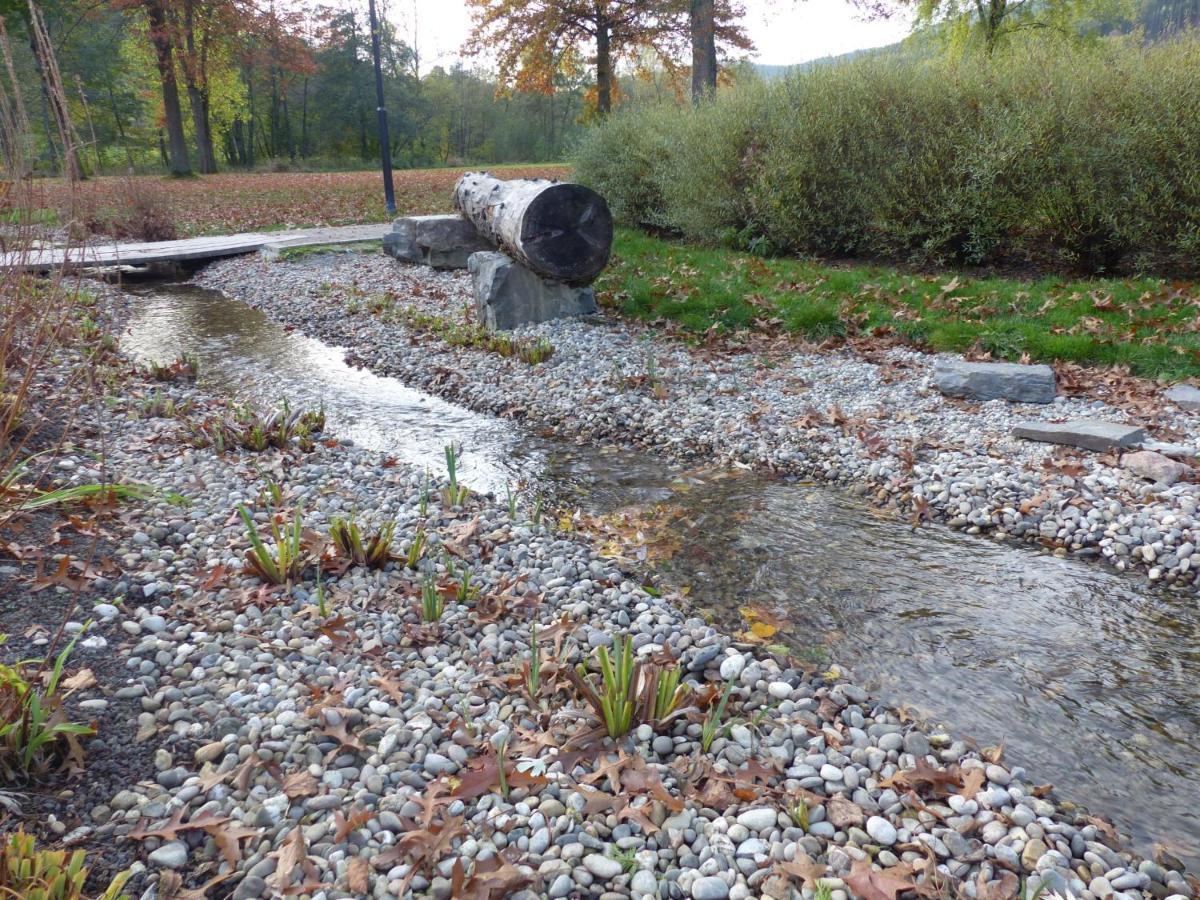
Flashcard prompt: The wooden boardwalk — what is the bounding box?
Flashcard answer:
[1,223,388,271]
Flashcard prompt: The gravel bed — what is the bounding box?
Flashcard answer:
[50,341,1194,900]
[11,274,1188,898]
[195,252,1200,594]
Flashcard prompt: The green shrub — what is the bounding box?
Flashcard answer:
[573,33,1200,276]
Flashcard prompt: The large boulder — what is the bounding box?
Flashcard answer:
[468,251,597,331]
[933,357,1056,404]
[1121,450,1192,486]
[383,214,494,269]
[1012,419,1145,452]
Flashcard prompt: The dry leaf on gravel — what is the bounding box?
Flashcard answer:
[347,857,370,894]
[844,859,917,900]
[282,770,319,799]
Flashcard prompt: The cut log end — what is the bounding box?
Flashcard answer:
[520,183,613,285]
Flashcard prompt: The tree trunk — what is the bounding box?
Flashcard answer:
[300,77,309,158]
[595,19,612,115]
[453,172,614,285]
[182,0,216,172]
[690,0,717,102]
[145,0,191,175]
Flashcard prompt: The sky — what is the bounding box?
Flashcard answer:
[387,0,914,74]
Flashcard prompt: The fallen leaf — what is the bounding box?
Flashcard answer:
[827,795,865,829]
[347,857,370,894]
[282,770,318,799]
[844,859,917,900]
[777,852,828,886]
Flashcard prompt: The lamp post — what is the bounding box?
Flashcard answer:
[367,0,396,215]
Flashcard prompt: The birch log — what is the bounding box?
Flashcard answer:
[453,172,613,285]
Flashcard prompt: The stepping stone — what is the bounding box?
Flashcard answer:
[383,214,494,269]
[1166,384,1200,412]
[933,357,1056,404]
[1012,419,1146,452]
[1122,450,1192,486]
[468,251,596,331]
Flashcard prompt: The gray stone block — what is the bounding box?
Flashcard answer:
[1166,383,1200,411]
[468,251,597,331]
[1012,419,1146,452]
[933,357,1056,404]
[383,214,493,269]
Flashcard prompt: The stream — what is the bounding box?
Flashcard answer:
[121,281,1199,867]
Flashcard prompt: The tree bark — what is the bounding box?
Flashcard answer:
[145,0,191,175]
[690,0,717,102]
[595,18,612,115]
[453,172,614,285]
[182,0,216,172]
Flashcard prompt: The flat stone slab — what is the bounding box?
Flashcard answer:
[383,214,494,269]
[1013,419,1146,452]
[1166,383,1200,412]
[1141,439,1198,461]
[933,357,1056,404]
[468,250,596,331]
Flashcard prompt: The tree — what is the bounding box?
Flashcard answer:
[858,0,1130,53]
[466,0,748,115]
[114,0,190,173]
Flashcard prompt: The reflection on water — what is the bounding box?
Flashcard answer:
[656,476,1199,863]
[121,283,675,507]
[122,281,1197,867]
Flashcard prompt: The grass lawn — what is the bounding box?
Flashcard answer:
[597,229,1200,381]
[24,164,568,238]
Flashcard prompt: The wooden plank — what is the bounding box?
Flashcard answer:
[0,224,389,272]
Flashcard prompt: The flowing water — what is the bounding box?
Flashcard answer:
[121,282,1200,867]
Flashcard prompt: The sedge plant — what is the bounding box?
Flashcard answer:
[441,444,470,507]
[420,575,444,622]
[330,515,394,570]
[700,680,738,753]
[0,634,95,780]
[0,830,132,900]
[238,504,307,586]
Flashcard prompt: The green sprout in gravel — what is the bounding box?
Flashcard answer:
[567,636,692,738]
[419,575,444,622]
[404,527,427,569]
[441,444,470,507]
[238,504,307,586]
[523,623,542,701]
[611,847,639,874]
[330,515,394,569]
[0,829,132,899]
[700,680,738,753]
[0,633,95,780]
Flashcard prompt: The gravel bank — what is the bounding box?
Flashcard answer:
[196,252,1200,593]
[12,275,1190,898]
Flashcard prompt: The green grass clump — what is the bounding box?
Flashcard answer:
[595,229,1200,379]
[0,635,95,780]
[238,504,308,586]
[1,830,131,899]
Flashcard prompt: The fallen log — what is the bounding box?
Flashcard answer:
[453,172,613,285]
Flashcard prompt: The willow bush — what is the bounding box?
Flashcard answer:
[573,34,1200,275]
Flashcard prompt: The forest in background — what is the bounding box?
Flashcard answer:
[2,0,599,176]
